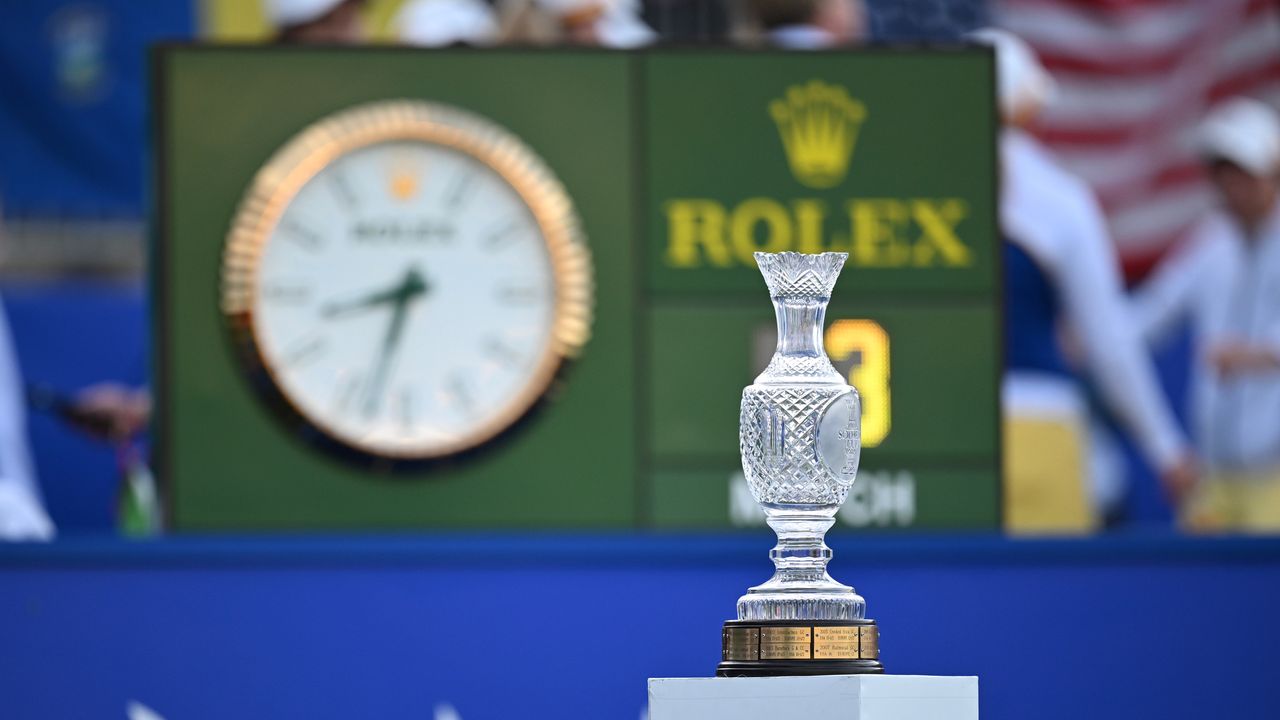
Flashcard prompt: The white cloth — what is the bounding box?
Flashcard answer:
[1132,202,1280,471]
[0,302,51,541]
[535,0,656,48]
[1002,129,1188,472]
[594,4,656,48]
[0,483,54,541]
[396,0,498,47]
[767,24,837,50]
[266,0,345,27]
[970,28,1057,120]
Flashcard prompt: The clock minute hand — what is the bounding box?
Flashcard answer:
[362,268,429,417]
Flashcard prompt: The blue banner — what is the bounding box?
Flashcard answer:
[1,534,1279,719]
[0,1,193,217]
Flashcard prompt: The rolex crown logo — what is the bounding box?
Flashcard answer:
[770,80,868,189]
[390,168,419,201]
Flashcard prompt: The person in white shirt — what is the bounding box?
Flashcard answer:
[0,203,52,540]
[1131,97,1280,532]
[974,29,1196,533]
[397,0,499,47]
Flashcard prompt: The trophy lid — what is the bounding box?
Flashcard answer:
[754,252,847,300]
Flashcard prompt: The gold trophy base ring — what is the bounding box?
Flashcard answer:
[718,619,883,677]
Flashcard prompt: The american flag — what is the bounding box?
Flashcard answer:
[997,0,1280,279]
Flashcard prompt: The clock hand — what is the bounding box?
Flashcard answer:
[323,287,400,319]
[361,267,428,417]
[323,268,428,319]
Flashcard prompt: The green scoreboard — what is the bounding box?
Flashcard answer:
[155,47,999,532]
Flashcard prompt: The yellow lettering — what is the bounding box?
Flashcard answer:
[850,200,910,267]
[663,196,972,270]
[792,199,827,254]
[664,200,732,268]
[730,198,791,265]
[911,199,970,266]
[826,319,891,447]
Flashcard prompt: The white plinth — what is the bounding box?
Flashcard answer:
[648,675,978,720]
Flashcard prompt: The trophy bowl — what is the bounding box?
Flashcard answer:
[718,251,883,677]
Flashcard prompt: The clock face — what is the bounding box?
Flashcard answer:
[223,102,592,462]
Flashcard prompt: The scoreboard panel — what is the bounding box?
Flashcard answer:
[642,52,1000,530]
[156,47,997,531]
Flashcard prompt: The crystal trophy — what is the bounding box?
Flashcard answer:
[718,251,883,677]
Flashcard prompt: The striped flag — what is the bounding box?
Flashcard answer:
[997,0,1280,279]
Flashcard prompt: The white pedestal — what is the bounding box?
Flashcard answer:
[648,675,978,720]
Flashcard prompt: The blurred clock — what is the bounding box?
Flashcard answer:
[221,100,593,465]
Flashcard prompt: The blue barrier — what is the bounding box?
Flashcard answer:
[2,532,1278,719]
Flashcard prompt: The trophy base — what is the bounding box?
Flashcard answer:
[718,619,883,677]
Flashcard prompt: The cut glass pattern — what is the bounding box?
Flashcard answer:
[736,251,866,622]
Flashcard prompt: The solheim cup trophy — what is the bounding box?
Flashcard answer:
[718,251,883,677]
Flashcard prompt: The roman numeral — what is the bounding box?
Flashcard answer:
[483,338,523,368]
[279,219,323,252]
[443,374,473,416]
[495,283,543,304]
[334,372,362,414]
[483,219,524,250]
[329,169,358,208]
[261,282,311,304]
[282,335,326,368]
[397,388,415,431]
[444,171,475,209]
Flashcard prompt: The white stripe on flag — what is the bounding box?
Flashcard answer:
[1002,3,1204,56]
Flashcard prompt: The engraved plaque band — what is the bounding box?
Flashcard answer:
[720,619,881,669]
[722,627,760,661]
[813,626,860,659]
[760,626,812,659]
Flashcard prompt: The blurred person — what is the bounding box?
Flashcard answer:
[532,0,657,48]
[28,382,156,535]
[1131,98,1280,533]
[1086,413,1129,525]
[0,198,151,539]
[269,0,368,43]
[0,205,49,540]
[397,0,500,47]
[748,0,865,49]
[0,305,52,541]
[974,28,1196,533]
[71,384,151,440]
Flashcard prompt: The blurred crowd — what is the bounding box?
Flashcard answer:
[264,0,862,47]
[980,29,1280,536]
[1,0,1279,539]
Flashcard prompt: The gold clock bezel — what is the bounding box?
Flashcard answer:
[221,99,593,464]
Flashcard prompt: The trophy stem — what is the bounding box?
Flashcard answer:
[766,513,837,584]
[738,509,863,620]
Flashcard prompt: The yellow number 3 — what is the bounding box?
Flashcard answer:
[825,319,890,448]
